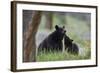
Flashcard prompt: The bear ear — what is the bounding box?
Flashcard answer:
[63,26,65,29]
[55,25,59,30]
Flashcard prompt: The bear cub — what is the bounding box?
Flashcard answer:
[64,34,79,55]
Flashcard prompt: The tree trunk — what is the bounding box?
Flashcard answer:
[23,11,42,62]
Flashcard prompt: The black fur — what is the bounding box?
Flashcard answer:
[64,34,79,54]
[38,25,66,52]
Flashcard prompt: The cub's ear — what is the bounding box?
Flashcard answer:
[71,39,73,42]
[55,25,59,30]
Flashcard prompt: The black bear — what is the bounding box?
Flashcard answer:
[64,34,79,55]
[38,25,66,52]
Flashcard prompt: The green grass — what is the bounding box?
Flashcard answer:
[37,49,91,62]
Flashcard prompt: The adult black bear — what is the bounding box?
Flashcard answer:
[38,25,66,52]
[64,34,79,55]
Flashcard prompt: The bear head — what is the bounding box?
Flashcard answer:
[64,34,73,48]
[55,25,66,41]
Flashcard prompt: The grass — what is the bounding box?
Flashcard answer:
[37,48,91,62]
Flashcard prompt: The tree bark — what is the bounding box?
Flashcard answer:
[23,11,42,62]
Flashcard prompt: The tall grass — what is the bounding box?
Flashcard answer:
[37,48,91,62]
